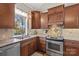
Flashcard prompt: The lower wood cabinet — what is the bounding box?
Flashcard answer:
[38,37,46,52]
[64,40,79,56]
[20,37,37,56]
[20,37,46,56]
[20,43,29,56]
[28,38,37,55]
[64,46,79,56]
[28,44,34,55]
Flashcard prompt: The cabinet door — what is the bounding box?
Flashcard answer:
[53,14,58,23]
[65,5,78,28]
[39,43,46,52]
[33,38,37,51]
[78,5,79,28]
[41,12,48,29]
[56,5,64,13]
[39,38,46,52]
[57,12,64,22]
[78,14,79,27]
[31,11,41,29]
[64,46,79,56]
[0,3,15,28]
[20,44,29,56]
[48,5,64,25]
[28,45,34,55]
[29,41,35,55]
[48,14,54,24]
[48,7,56,15]
[48,14,57,24]
[64,39,79,56]
[28,39,36,55]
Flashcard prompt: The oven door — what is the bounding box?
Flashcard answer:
[46,40,63,54]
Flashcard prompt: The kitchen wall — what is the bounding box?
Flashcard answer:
[0,29,13,41]
[0,29,79,41]
[28,29,79,41]
[27,29,47,35]
[62,29,79,40]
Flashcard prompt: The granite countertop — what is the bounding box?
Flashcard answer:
[0,35,47,48]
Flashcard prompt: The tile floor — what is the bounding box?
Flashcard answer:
[31,52,47,56]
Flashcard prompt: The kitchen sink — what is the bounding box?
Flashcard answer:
[12,35,30,39]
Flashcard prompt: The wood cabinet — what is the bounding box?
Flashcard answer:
[64,4,79,28]
[38,37,46,52]
[20,37,37,56]
[32,37,37,51]
[41,12,48,29]
[28,38,37,55]
[0,3,15,28]
[20,42,29,56]
[20,37,46,56]
[28,40,34,55]
[31,11,41,29]
[20,40,29,56]
[48,5,64,26]
[64,40,79,56]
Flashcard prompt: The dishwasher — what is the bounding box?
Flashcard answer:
[0,42,20,56]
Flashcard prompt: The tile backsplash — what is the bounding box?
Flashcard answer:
[0,29,79,41]
[27,29,47,35]
[62,29,79,40]
[0,29,13,40]
[28,29,79,40]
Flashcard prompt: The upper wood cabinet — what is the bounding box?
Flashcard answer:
[77,4,79,28]
[48,5,64,15]
[41,12,48,29]
[0,3,15,28]
[64,4,79,28]
[48,5,64,25]
[31,11,41,29]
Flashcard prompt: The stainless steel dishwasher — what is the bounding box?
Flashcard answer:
[0,42,20,56]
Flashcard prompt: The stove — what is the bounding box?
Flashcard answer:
[46,37,64,56]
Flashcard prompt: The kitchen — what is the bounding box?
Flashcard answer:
[0,3,79,56]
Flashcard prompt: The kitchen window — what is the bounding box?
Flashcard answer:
[13,8,27,36]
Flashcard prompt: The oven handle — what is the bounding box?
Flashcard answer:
[46,40,63,44]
